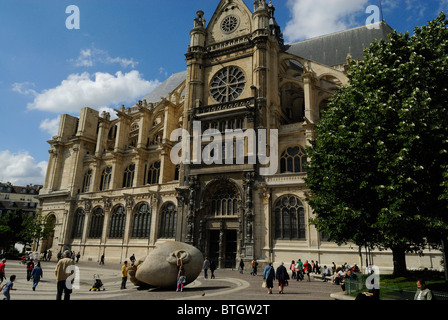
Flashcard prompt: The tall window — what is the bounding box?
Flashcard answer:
[280,147,307,173]
[89,207,104,238]
[109,205,126,238]
[82,169,93,193]
[211,188,239,216]
[159,203,177,238]
[99,167,112,191]
[147,162,161,185]
[122,164,135,188]
[71,208,85,239]
[132,203,151,238]
[274,195,306,240]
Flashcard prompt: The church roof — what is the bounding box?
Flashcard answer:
[285,21,394,67]
[142,70,187,104]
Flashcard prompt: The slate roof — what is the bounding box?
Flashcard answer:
[142,71,187,104]
[285,21,394,67]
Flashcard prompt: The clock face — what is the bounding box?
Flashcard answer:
[221,15,239,34]
[210,66,246,103]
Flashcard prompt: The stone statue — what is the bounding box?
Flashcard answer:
[128,242,203,289]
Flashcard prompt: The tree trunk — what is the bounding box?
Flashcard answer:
[391,245,407,276]
[441,237,448,284]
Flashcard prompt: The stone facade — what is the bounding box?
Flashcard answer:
[38,0,442,272]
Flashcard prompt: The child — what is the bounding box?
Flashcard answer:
[176,266,186,292]
[1,275,17,300]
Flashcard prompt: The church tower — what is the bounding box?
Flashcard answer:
[178,0,284,268]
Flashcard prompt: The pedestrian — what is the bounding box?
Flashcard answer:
[31,261,43,291]
[250,258,258,276]
[331,262,336,275]
[99,253,105,265]
[315,261,321,274]
[262,262,275,294]
[296,259,304,281]
[239,259,244,274]
[57,251,62,261]
[210,259,216,279]
[414,280,433,300]
[276,262,290,294]
[203,257,210,279]
[176,266,187,292]
[47,249,52,261]
[303,260,311,282]
[0,259,6,285]
[121,261,128,289]
[1,275,17,300]
[76,252,81,263]
[42,250,47,261]
[26,259,35,281]
[290,260,296,279]
[55,250,75,300]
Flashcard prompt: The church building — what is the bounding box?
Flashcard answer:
[38,0,441,272]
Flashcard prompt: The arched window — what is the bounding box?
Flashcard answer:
[122,164,135,188]
[89,207,104,238]
[211,188,239,217]
[82,169,93,193]
[159,202,177,239]
[280,147,307,173]
[71,208,85,239]
[132,202,151,238]
[274,195,306,240]
[147,162,161,185]
[109,205,126,238]
[99,167,112,191]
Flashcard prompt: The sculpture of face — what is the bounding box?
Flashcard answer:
[133,242,204,288]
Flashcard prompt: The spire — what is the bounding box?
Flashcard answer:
[267,1,284,47]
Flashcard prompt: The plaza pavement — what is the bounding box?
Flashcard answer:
[1,259,342,301]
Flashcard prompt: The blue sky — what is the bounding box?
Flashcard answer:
[0,0,447,185]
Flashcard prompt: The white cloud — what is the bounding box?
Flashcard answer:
[283,0,369,42]
[39,116,61,137]
[0,150,47,186]
[70,46,139,69]
[26,70,160,114]
[12,82,38,97]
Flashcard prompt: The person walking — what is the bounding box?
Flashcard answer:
[47,250,52,261]
[0,259,6,285]
[210,259,216,279]
[26,259,34,281]
[203,257,210,279]
[239,259,244,274]
[76,252,81,263]
[1,275,17,300]
[262,262,275,294]
[303,260,311,282]
[296,259,304,281]
[99,254,105,265]
[121,261,128,289]
[250,258,258,276]
[276,262,290,294]
[55,250,75,300]
[290,260,296,280]
[31,261,43,291]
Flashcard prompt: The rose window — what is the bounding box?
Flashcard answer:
[210,66,246,103]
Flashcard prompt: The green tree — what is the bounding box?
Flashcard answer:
[306,13,448,276]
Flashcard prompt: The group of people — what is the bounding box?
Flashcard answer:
[0,257,44,300]
[202,257,216,280]
[262,262,290,294]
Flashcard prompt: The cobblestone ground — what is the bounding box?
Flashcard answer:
[1,259,341,301]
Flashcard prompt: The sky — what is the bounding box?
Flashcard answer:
[0,0,446,186]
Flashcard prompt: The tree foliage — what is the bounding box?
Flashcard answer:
[305,13,448,275]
